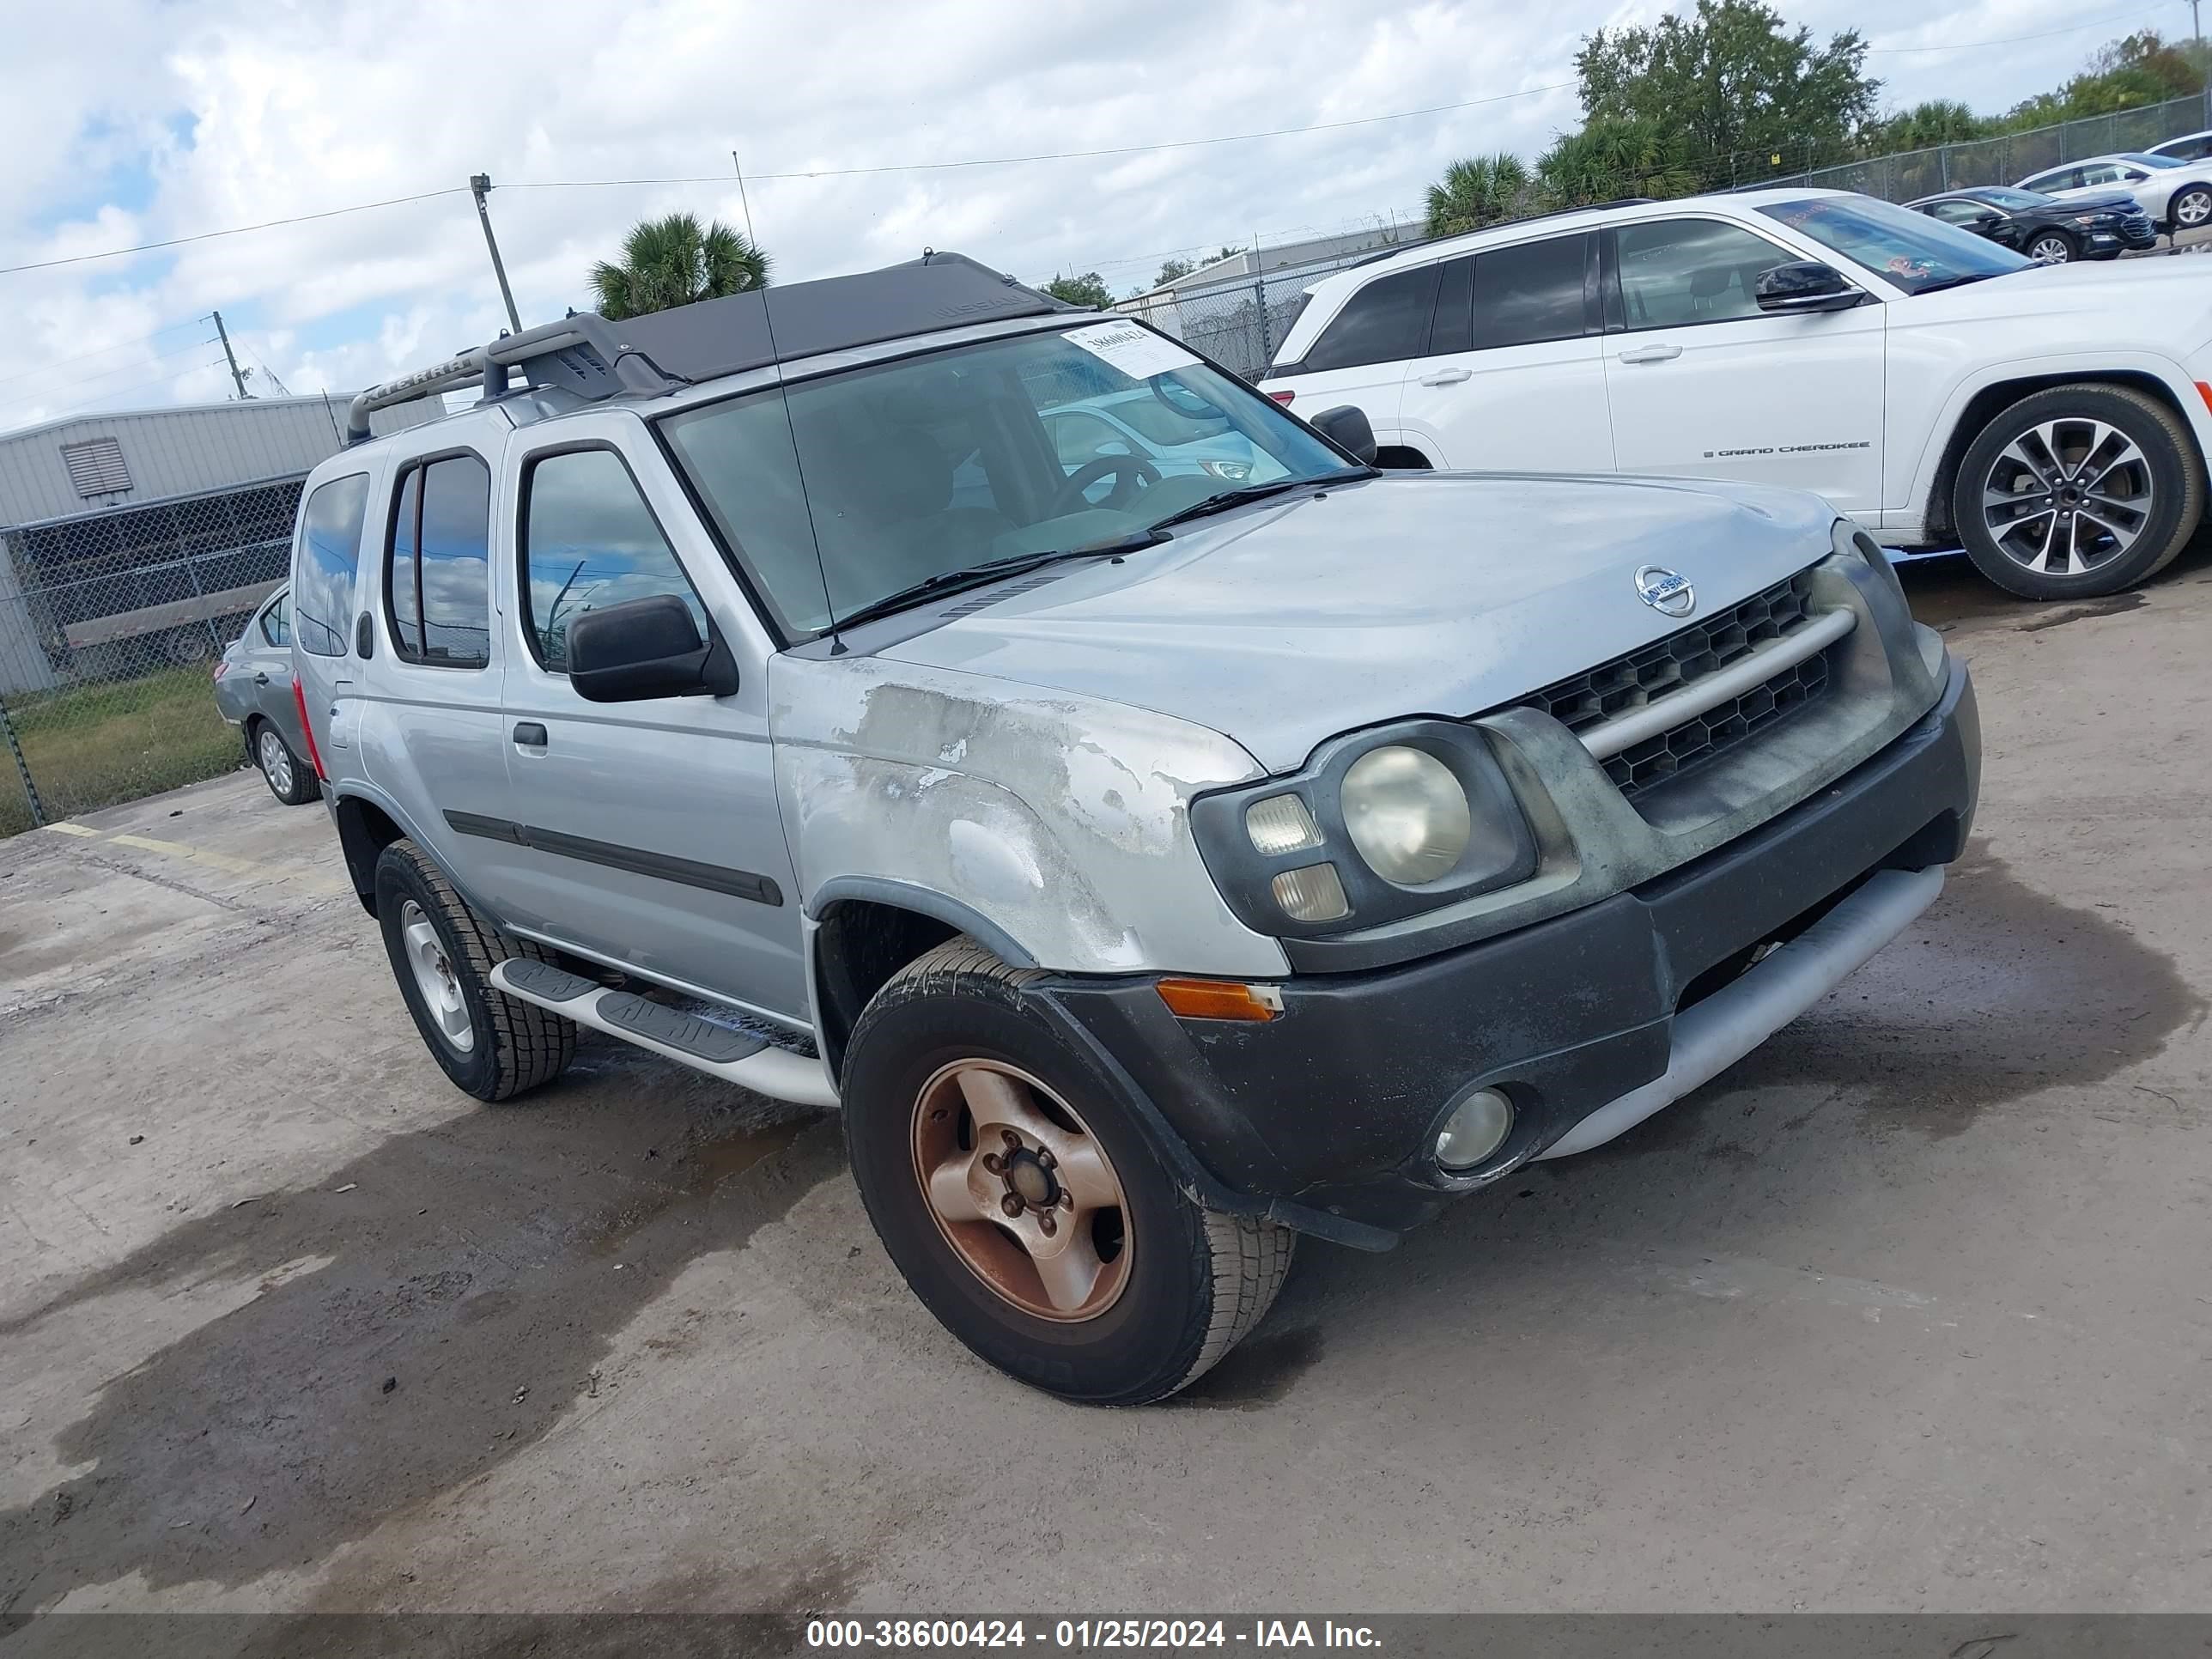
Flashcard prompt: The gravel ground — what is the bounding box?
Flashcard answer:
[3,548,2210,1619]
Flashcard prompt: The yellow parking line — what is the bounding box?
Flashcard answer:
[43,823,99,838]
[108,834,266,878]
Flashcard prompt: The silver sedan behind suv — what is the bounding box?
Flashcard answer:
[212,584,319,805]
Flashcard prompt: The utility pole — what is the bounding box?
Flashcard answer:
[470,173,524,335]
[210,310,250,399]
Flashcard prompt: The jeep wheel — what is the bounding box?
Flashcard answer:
[374,838,576,1102]
[1954,384,2203,599]
[252,720,319,805]
[841,938,1295,1405]
[2024,231,2075,264]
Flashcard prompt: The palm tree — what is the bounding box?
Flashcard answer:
[1425,153,1533,237]
[589,213,771,320]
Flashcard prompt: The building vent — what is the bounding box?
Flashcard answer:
[60,436,132,498]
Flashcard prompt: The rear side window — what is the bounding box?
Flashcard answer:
[1300,264,1441,373]
[521,448,711,672]
[258,590,291,648]
[1473,234,1589,349]
[385,455,492,667]
[1614,219,1789,330]
[293,473,369,657]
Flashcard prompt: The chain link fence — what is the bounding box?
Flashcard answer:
[1121,246,1401,380]
[1762,93,2211,204]
[0,476,301,836]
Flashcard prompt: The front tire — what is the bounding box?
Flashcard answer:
[2024,231,2075,264]
[2171,186,2212,234]
[374,839,575,1102]
[841,939,1295,1405]
[252,720,319,805]
[1952,383,2203,599]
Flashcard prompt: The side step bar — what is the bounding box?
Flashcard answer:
[490,960,840,1109]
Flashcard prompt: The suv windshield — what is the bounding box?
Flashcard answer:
[660,323,1352,636]
[1761,194,2030,294]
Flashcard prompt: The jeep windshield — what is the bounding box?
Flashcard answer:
[659,323,1357,637]
[1761,195,2030,295]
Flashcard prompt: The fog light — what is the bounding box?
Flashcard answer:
[1434,1088,1514,1171]
[1270,862,1350,922]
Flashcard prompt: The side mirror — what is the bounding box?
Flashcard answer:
[566,593,737,703]
[1309,403,1379,465]
[1754,261,1866,314]
[1972,211,2004,230]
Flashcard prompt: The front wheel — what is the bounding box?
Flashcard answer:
[1952,384,2203,599]
[841,939,1295,1405]
[2172,186,2212,234]
[2024,231,2075,264]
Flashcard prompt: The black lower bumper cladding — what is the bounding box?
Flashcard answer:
[1040,661,1981,1244]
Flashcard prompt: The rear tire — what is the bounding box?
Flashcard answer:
[374,838,575,1102]
[251,720,319,806]
[841,938,1295,1405]
[1951,383,2202,599]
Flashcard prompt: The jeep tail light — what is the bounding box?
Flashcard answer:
[1267,390,1295,405]
[291,677,329,782]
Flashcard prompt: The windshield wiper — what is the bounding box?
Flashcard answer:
[1143,467,1377,533]
[827,534,1163,635]
[1915,272,2003,293]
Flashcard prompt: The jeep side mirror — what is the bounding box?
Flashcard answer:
[1754,262,1866,314]
[1309,403,1379,465]
[566,593,738,702]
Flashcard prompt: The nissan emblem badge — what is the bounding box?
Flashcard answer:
[1635,565,1696,618]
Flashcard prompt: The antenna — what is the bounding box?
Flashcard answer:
[732,148,840,650]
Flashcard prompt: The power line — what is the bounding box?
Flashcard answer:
[0,359,231,433]
[0,319,205,391]
[0,187,470,277]
[0,336,218,414]
[1867,4,2162,53]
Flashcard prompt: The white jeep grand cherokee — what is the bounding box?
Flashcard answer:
[1260,188,2212,599]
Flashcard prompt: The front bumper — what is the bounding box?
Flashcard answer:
[1039,656,1979,1246]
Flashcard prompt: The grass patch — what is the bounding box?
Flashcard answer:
[0,666,244,837]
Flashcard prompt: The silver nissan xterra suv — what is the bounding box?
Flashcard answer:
[290,252,1979,1405]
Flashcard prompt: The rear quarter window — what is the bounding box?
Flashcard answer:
[293,473,371,657]
[1298,264,1441,374]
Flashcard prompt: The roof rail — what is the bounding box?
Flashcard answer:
[1338,197,1661,274]
[343,251,1073,446]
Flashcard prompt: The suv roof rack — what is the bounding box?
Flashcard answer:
[343,251,1078,444]
[1339,198,1660,273]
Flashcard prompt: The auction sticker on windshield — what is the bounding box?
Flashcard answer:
[1065,319,1200,380]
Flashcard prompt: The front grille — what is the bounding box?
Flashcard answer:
[1509,569,1832,800]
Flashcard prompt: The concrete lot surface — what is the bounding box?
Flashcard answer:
[2,554,2209,1616]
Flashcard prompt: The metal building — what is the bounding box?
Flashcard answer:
[0,395,435,694]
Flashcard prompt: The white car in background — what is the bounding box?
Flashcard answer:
[1259,188,2212,600]
[2146,128,2212,163]
[2013,152,2212,234]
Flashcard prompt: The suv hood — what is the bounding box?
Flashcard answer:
[880,472,1837,773]
[1900,253,2212,331]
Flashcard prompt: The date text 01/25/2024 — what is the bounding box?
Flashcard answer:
[805,1618,1382,1649]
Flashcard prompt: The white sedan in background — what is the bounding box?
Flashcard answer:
[2014,152,2212,234]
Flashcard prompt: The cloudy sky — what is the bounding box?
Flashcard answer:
[0,0,2189,433]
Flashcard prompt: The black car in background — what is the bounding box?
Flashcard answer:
[1904,185,2157,264]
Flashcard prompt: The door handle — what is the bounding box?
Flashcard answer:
[1418,367,1473,386]
[252,672,270,685]
[513,722,549,748]
[1617,343,1683,364]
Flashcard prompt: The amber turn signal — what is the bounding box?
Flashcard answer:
[1155,978,1281,1022]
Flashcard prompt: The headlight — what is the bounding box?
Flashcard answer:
[1341,745,1471,883]
[1189,720,1539,940]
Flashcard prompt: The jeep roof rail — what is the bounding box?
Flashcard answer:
[1337,198,1660,273]
[343,251,1079,445]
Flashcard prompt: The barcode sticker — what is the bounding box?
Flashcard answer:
[1063,319,1201,380]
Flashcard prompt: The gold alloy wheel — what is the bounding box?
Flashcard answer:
[909,1059,1132,1322]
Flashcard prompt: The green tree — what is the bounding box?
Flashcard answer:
[589,213,769,321]
[1152,257,1196,288]
[1576,0,1880,179]
[1535,117,1702,208]
[1425,152,1533,236]
[1042,271,1115,308]
[2002,30,2206,128]
[1867,100,1992,155]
